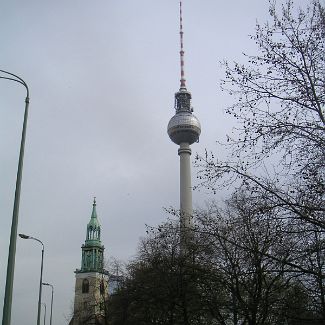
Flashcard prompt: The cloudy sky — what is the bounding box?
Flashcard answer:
[0,0,310,324]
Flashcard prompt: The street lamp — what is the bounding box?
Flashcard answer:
[41,303,47,325]
[19,234,44,325]
[42,283,54,325]
[1,69,30,325]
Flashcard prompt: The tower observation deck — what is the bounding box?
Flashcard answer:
[167,0,201,237]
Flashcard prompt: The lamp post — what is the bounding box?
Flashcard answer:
[42,283,54,325]
[41,303,47,325]
[19,234,44,325]
[1,69,30,325]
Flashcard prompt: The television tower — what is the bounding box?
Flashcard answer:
[167,0,201,238]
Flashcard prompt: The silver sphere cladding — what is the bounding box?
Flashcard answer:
[167,111,201,145]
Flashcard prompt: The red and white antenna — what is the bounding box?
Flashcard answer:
[179,0,187,90]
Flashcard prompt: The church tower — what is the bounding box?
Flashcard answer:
[70,198,109,325]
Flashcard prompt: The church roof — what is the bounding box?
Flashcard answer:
[87,197,100,229]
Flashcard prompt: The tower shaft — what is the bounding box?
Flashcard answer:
[179,143,193,229]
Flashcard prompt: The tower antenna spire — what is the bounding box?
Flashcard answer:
[179,0,187,90]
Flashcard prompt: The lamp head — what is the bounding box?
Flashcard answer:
[19,233,30,239]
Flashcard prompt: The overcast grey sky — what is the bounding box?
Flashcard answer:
[0,0,310,324]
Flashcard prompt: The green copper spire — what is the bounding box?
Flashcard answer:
[86,197,101,244]
[78,198,105,273]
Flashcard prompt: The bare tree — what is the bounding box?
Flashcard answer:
[195,1,325,322]
[106,200,319,324]
[197,192,323,324]
[196,0,325,229]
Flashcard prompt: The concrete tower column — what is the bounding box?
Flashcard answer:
[167,1,201,248]
[178,142,192,229]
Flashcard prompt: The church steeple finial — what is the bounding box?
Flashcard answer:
[91,197,98,219]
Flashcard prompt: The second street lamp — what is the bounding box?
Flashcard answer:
[19,234,44,325]
[42,283,54,325]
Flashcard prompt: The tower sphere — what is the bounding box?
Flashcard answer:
[167,111,201,145]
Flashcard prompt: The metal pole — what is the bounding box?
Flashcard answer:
[42,283,53,325]
[1,69,29,325]
[38,247,44,325]
[42,303,47,325]
[18,235,44,325]
[50,287,53,325]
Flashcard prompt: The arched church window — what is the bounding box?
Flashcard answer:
[100,280,105,294]
[88,226,93,239]
[82,279,89,293]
